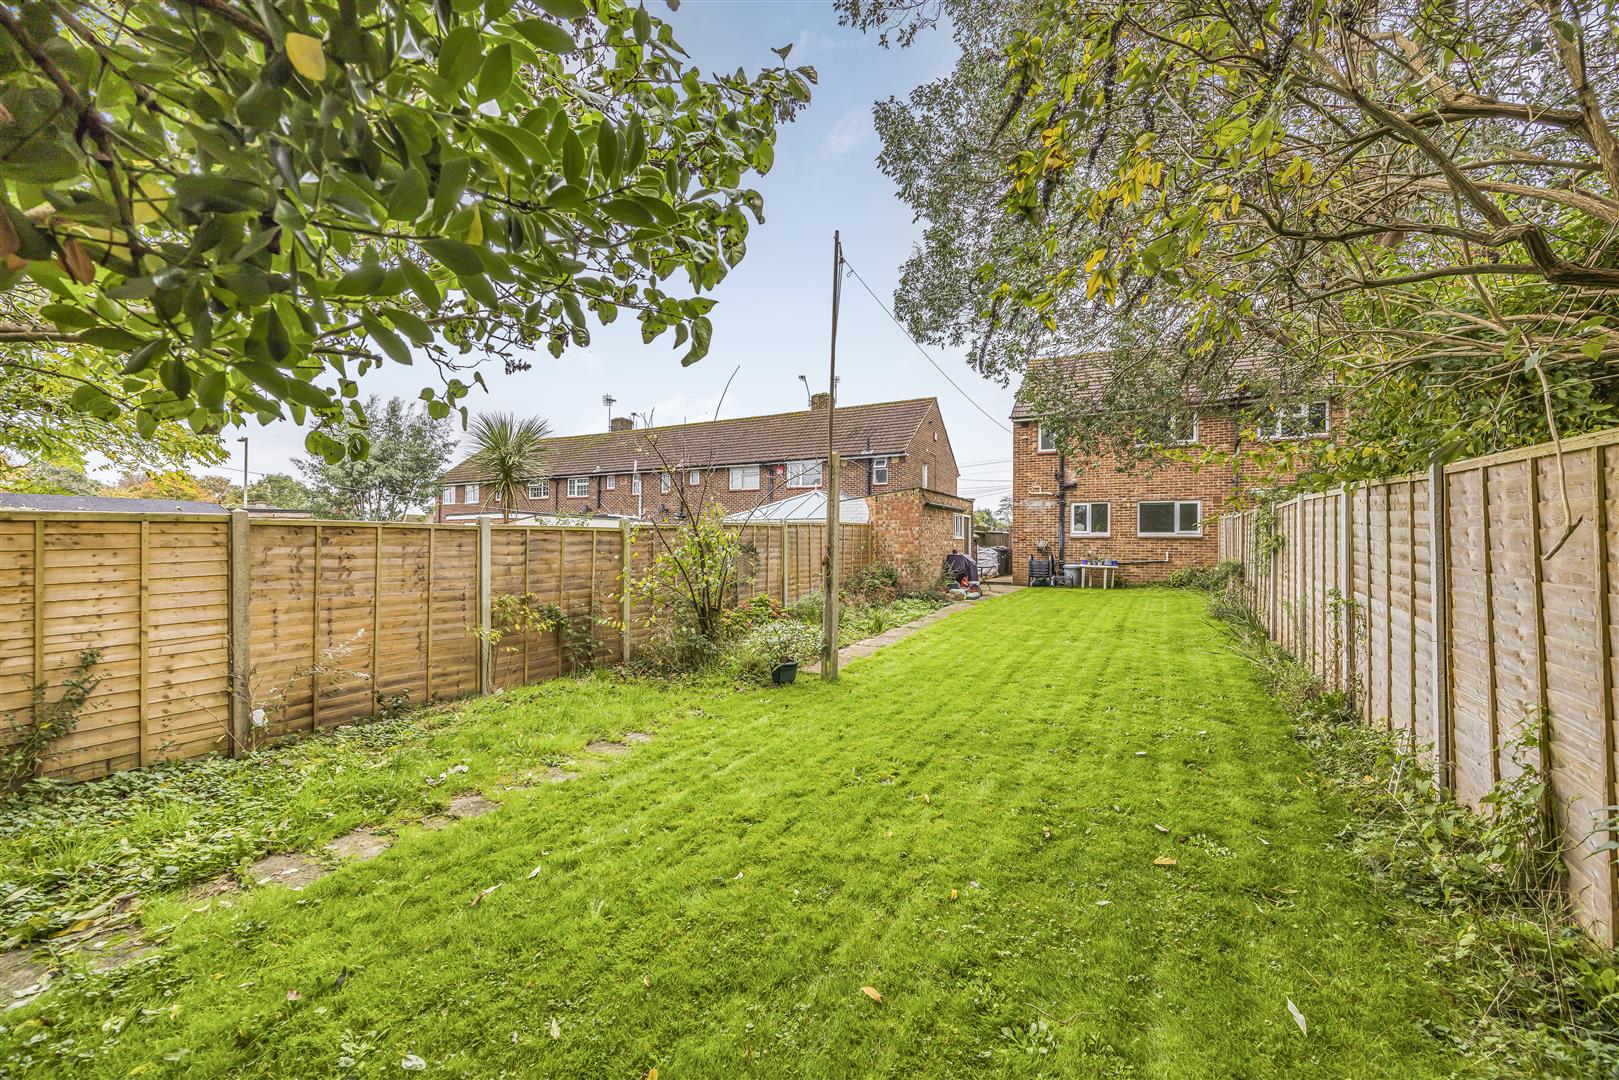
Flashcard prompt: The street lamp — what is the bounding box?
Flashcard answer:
[236,436,248,507]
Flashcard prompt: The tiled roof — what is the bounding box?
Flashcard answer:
[1008,352,1290,420]
[0,493,226,514]
[443,398,938,483]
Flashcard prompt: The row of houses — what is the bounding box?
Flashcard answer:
[431,355,1335,586]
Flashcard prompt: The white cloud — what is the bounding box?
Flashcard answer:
[818,105,873,161]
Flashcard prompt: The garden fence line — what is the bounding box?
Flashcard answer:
[0,512,872,783]
[1218,426,1619,944]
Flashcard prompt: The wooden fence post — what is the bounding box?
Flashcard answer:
[477,518,492,695]
[227,510,251,758]
[619,519,633,662]
[1429,461,1453,798]
[1340,485,1354,705]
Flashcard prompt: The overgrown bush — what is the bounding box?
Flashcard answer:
[1210,593,1619,1076]
[1166,560,1243,591]
[725,620,822,685]
[843,563,902,606]
[633,505,753,673]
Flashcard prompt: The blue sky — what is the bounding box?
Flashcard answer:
[204,2,1018,509]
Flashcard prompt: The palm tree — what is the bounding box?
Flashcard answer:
[464,413,552,523]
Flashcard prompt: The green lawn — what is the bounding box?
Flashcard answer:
[2,589,1473,1077]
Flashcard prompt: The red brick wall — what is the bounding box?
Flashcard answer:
[1009,409,1338,584]
[868,489,973,589]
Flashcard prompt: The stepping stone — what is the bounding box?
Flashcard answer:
[0,949,50,1011]
[586,740,631,756]
[77,927,155,972]
[445,794,499,819]
[623,732,652,744]
[191,876,241,900]
[541,766,580,783]
[324,828,392,862]
[245,852,327,891]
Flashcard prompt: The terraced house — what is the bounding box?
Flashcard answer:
[437,395,975,572]
[1011,354,1338,583]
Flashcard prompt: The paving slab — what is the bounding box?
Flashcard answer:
[245,852,327,890]
[586,740,631,756]
[324,828,392,861]
[0,949,50,1011]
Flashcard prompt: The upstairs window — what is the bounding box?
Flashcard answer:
[660,474,672,494]
[1036,425,1058,452]
[787,459,822,488]
[567,477,590,499]
[464,483,479,503]
[1261,401,1330,440]
[526,479,549,500]
[729,465,760,491]
[688,469,701,486]
[1070,501,1111,537]
[443,486,456,505]
[1138,500,1201,537]
[604,474,616,490]
[872,458,889,485]
[631,474,642,496]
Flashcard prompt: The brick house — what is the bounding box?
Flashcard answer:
[1010,355,1336,584]
[439,395,973,575]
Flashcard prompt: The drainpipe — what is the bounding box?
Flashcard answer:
[1055,454,1067,564]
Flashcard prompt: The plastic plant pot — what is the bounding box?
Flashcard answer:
[772,662,799,685]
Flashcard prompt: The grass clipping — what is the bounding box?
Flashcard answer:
[1205,578,1619,1078]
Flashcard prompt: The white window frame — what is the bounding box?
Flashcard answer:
[1137,500,1202,538]
[464,483,479,503]
[1134,414,1199,448]
[604,474,616,490]
[566,477,590,499]
[631,473,642,496]
[526,479,549,500]
[1036,425,1058,453]
[872,457,889,485]
[1069,501,1111,537]
[728,465,760,491]
[1259,401,1330,441]
[443,486,456,505]
[688,469,701,486]
[660,473,672,494]
[952,512,968,540]
[786,459,822,488]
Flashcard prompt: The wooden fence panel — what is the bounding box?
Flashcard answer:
[1218,428,1619,942]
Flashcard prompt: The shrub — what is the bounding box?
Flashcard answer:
[1166,560,1244,590]
[725,620,822,684]
[633,504,753,671]
[843,564,901,606]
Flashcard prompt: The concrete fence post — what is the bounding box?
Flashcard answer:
[1428,461,1453,798]
[477,518,492,695]
[227,509,252,758]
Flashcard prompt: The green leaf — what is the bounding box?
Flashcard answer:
[477,43,514,102]
[430,157,472,222]
[517,19,577,54]
[633,3,651,44]
[382,306,435,345]
[121,338,167,374]
[533,0,588,17]
[603,197,655,228]
[401,260,443,309]
[386,168,430,222]
[597,121,620,180]
[438,26,484,88]
[421,238,484,275]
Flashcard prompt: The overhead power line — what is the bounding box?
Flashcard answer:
[841,257,1013,434]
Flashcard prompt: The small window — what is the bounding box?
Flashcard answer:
[604,474,616,490]
[527,479,549,500]
[1134,414,1198,447]
[787,459,822,488]
[660,473,672,494]
[1261,401,1330,440]
[443,486,456,504]
[1070,501,1110,537]
[567,477,590,499]
[631,473,642,495]
[688,469,701,486]
[1037,425,1058,452]
[872,458,889,485]
[952,512,968,540]
[464,483,479,503]
[1138,500,1201,537]
[729,465,760,491]
[921,463,930,488]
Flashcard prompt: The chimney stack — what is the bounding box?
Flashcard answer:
[609,416,633,432]
[809,392,831,411]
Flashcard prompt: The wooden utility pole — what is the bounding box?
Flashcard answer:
[821,231,843,679]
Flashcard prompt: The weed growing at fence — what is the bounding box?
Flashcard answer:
[1,650,100,788]
[1208,589,1619,1078]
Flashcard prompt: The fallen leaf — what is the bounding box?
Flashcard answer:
[285,989,301,1002]
[471,884,501,907]
[401,1053,426,1071]
[1258,837,1270,847]
[860,986,883,1004]
[646,1070,658,1080]
[527,865,543,879]
[1153,824,1170,834]
[1134,751,1147,757]
[922,793,930,803]
[550,1017,561,1040]
[1286,998,1307,1035]
[285,33,328,81]
[642,974,651,988]
[948,889,958,901]
[1095,899,1112,907]
[1042,827,1052,839]
[1153,856,1178,867]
